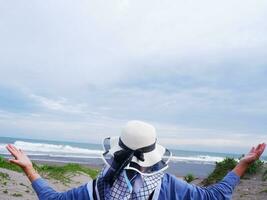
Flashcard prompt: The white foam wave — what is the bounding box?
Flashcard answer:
[1,141,265,164]
[0,141,102,157]
[170,155,225,164]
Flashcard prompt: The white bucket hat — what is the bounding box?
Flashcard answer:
[101,120,172,176]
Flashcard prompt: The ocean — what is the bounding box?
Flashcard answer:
[0,137,266,178]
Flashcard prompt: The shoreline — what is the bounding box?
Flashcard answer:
[2,155,216,179]
[1,155,218,178]
[31,159,216,178]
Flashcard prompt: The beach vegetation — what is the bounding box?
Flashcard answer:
[0,156,99,184]
[0,171,10,180]
[184,173,195,183]
[203,156,265,185]
[259,189,267,193]
[263,169,267,181]
[246,159,264,174]
[202,157,237,186]
[0,156,22,172]
[19,182,29,188]
[239,154,264,175]
[34,163,99,184]
[0,171,10,186]
[12,192,23,197]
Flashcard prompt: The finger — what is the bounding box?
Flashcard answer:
[258,143,266,156]
[255,143,265,157]
[9,159,20,165]
[249,147,255,153]
[6,145,19,158]
[19,149,26,155]
[255,144,261,151]
[7,144,19,155]
[9,144,20,154]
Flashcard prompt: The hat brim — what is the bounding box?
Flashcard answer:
[101,137,172,176]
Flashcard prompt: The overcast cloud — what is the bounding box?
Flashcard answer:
[0,0,267,154]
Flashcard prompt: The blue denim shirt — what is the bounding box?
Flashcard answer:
[32,171,240,200]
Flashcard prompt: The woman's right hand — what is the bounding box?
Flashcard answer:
[6,144,33,170]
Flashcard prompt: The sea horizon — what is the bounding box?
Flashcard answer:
[1,136,266,163]
[0,136,266,178]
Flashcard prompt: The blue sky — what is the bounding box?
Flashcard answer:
[0,0,267,154]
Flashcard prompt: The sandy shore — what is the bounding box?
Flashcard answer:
[0,168,92,200]
[0,164,266,199]
[232,165,267,200]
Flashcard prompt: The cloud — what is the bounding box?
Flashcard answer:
[30,94,88,114]
[0,1,266,154]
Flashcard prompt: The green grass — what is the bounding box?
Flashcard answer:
[0,157,22,172]
[34,163,99,183]
[202,157,238,186]
[202,157,265,186]
[0,171,10,180]
[242,156,264,175]
[12,192,23,197]
[0,171,10,186]
[263,169,267,181]
[0,156,99,184]
[184,173,195,183]
[259,189,267,193]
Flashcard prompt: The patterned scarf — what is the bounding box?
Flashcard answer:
[95,167,164,200]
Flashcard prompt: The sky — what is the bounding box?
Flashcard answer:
[0,0,267,154]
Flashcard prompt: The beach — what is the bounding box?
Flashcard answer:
[0,160,266,200]
[1,137,267,199]
[1,136,257,178]
[0,166,92,200]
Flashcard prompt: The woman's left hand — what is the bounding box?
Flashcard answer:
[240,143,266,165]
[234,143,266,177]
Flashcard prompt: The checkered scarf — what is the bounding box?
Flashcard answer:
[95,167,164,200]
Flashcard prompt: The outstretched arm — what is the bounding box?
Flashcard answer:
[164,143,266,200]
[6,144,91,200]
[194,143,266,200]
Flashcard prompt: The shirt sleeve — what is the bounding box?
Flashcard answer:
[32,178,91,200]
[160,171,240,200]
[188,171,240,199]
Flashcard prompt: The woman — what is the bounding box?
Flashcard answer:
[6,121,266,200]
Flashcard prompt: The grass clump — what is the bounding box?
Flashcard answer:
[0,156,22,172]
[34,163,99,184]
[184,173,195,183]
[203,156,265,186]
[12,192,23,197]
[0,171,10,180]
[202,157,237,186]
[260,189,267,193]
[0,156,99,184]
[0,171,10,186]
[239,154,264,175]
[246,159,264,174]
[263,169,267,181]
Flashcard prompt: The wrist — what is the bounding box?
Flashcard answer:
[22,164,35,175]
[233,160,250,177]
[238,159,250,168]
[23,165,40,182]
